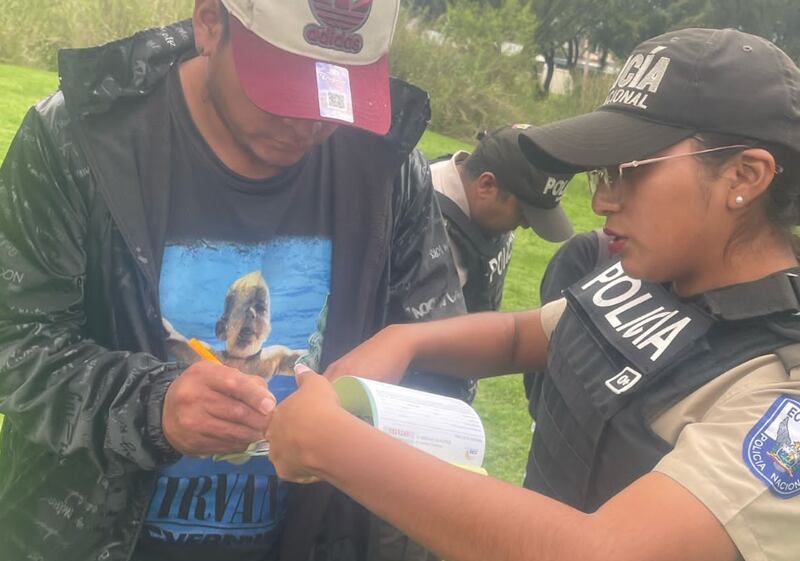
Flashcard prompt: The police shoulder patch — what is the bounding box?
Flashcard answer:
[743,395,800,498]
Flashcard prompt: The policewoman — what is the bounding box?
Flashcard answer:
[264,28,800,561]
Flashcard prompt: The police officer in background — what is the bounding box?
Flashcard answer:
[430,125,574,312]
[265,28,800,561]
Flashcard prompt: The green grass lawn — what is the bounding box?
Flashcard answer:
[0,63,602,483]
[0,64,58,158]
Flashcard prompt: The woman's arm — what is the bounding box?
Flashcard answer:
[324,309,549,383]
[268,371,739,561]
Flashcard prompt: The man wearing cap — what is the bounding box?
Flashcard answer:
[0,1,465,560]
[430,125,573,313]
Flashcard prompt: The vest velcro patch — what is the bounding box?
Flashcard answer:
[743,395,800,498]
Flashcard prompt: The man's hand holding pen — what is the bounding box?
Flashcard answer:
[162,341,277,457]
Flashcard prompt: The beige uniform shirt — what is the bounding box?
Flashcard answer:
[429,151,471,288]
[540,298,800,561]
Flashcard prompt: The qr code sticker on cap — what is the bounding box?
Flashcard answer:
[316,62,354,123]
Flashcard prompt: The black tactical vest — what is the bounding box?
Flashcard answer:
[436,192,513,313]
[524,262,800,512]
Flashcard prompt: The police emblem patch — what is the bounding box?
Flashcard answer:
[743,395,800,498]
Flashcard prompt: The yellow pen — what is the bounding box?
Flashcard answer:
[187,338,222,364]
[187,337,272,460]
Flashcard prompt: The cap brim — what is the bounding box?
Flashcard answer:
[520,203,573,243]
[518,109,695,174]
[229,16,391,135]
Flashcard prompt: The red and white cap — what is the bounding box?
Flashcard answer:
[222,0,399,135]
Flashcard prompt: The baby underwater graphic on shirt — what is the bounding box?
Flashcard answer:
[142,237,331,551]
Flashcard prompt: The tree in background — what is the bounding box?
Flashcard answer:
[533,0,595,94]
[531,0,800,95]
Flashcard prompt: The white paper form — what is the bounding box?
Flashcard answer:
[333,376,486,472]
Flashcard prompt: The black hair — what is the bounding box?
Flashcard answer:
[461,151,511,200]
[462,151,486,182]
[693,132,800,255]
[462,129,495,180]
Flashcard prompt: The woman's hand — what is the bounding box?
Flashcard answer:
[266,365,346,483]
[323,324,415,385]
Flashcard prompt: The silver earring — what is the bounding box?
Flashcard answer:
[735,195,744,205]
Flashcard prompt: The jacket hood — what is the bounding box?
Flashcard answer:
[58,20,195,117]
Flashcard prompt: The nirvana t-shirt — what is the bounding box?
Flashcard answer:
[134,69,332,561]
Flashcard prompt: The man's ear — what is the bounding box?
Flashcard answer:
[725,148,777,210]
[193,0,227,57]
[475,171,499,200]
